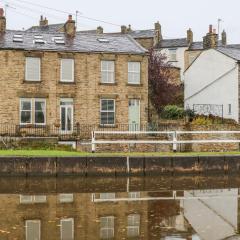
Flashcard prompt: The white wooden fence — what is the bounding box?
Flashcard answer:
[91,130,240,152]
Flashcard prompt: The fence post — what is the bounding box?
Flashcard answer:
[91,131,96,153]
[173,131,177,152]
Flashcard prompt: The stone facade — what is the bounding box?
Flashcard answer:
[0,50,148,127]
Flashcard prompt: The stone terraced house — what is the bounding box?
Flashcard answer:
[0,11,149,133]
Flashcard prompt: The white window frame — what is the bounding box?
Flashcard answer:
[59,194,74,203]
[128,192,141,199]
[60,59,74,83]
[100,216,114,239]
[128,62,141,84]
[20,98,32,125]
[100,99,115,126]
[26,220,41,240]
[20,98,46,126]
[34,98,46,126]
[127,214,140,237]
[99,193,116,200]
[20,195,47,204]
[60,218,74,240]
[168,48,177,62]
[25,57,41,81]
[101,60,115,83]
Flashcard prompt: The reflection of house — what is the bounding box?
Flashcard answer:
[183,189,240,240]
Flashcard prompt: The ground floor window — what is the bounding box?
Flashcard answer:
[127,214,140,237]
[100,99,115,126]
[20,98,46,125]
[100,216,114,239]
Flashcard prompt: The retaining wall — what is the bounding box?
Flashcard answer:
[0,155,240,176]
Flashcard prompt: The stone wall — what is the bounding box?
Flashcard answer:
[0,50,148,127]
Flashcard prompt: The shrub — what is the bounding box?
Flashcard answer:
[161,105,185,120]
[191,116,212,125]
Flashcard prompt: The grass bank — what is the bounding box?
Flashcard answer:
[0,150,239,157]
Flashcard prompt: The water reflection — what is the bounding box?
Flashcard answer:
[0,176,240,239]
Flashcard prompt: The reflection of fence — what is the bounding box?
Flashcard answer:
[91,130,240,152]
[193,104,223,120]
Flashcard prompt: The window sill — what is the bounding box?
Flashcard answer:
[19,124,47,128]
[58,81,76,85]
[99,124,117,128]
[126,83,143,87]
[99,82,117,86]
[23,80,42,84]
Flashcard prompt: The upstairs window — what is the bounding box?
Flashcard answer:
[25,57,41,81]
[61,218,74,240]
[128,62,141,84]
[169,48,177,62]
[61,59,74,82]
[100,99,115,126]
[26,220,41,240]
[101,61,115,83]
[100,216,114,239]
[127,214,140,237]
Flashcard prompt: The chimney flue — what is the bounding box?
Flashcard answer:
[222,30,227,46]
[203,24,218,49]
[121,25,127,34]
[187,28,193,44]
[39,15,48,27]
[0,8,6,33]
[96,26,103,34]
[154,21,162,45]
[209,24,213,33]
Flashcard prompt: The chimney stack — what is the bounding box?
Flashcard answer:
[64,15,76,38]
[187,28,193,44]
[0,8,6,33]
[203,24,218,49]
[39,15,48,27]
[154,21,162,45]
[121,25,127,34]
[96,26,103,34]
[222,30,227,46]
[127,24,132,33]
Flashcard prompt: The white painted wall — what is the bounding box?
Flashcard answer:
[184,49,239,122]
[159,47,188,80]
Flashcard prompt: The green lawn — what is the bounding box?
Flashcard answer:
[0,150,239,157]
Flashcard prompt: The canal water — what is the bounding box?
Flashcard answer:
[0,176,240,240]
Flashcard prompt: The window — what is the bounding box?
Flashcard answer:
[100,216,114,239]
[128,62,141,84]
[26,220,41,240]
[20,195,47,204]
[61,59,74,82]
[128,192,140,199]
[20,99,46,125]
[228,104,232,115]
[61,218,74,240]
[59,194,74,203]
[169,49,177,62]
[101,61,115,83]
[100,99,115,125]
[127,214,140,237]
[25,57,41,81]
[99,193,116,200]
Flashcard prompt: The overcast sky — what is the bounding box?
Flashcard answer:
[1,0,240,43]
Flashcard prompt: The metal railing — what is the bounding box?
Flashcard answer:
[91,130,240,152]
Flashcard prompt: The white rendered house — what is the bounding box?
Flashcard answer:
[184,47,240,122]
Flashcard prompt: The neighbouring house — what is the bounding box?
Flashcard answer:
[184,39,240,122]
[0,11,148,133]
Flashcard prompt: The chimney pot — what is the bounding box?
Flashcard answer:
[209,24,213,33]
[222,30,227,46]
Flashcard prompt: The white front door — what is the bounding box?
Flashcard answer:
[129,99,140,131]
[60,99,73,133]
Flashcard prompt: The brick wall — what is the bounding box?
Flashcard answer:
[0,50,148,127]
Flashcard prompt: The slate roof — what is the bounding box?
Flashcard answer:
[156,38,188,48]
[189,41,203,50]
[217,47,240,61]
[129,29,155,39]
[0,30,147,54]
[26,23,64,33]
